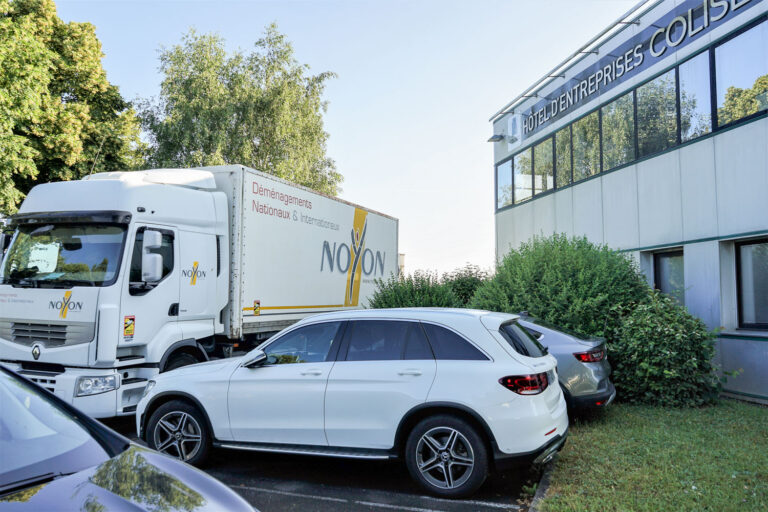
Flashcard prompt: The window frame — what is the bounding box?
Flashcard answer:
[653,249,685,305]
[735,238,768,330]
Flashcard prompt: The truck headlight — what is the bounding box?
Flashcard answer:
[75,375,119,397]
[142,380,156,399]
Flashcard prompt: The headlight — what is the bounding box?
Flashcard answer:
[75,375,119,397]
[142,380,156,399]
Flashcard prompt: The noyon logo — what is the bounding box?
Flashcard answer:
[181,261,206,285]
[49,290,83,319]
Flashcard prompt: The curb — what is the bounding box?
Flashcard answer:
[528,454,558,512]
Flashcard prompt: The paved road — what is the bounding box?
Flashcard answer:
[103,418,532,512]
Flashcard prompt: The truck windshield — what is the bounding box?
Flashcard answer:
[0,224,126,288]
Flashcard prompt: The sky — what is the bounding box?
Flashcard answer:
[57,0,640,274]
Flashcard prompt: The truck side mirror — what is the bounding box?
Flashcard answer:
[141,230,164,283]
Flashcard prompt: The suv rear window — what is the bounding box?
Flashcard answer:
[500,321,547,358]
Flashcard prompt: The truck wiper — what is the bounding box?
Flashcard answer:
[2,277,39,288]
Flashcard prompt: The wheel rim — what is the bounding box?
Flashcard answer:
[415,426,474,490]
[153,411,202,461]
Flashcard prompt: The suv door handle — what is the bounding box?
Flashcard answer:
[300,369,323,376]
[398,369,422,376]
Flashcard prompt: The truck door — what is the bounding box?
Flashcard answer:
[177,230,217,332]
[120,226,180,351]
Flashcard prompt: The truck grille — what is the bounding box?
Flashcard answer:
[0,320,95,348]
[27,375,57,393]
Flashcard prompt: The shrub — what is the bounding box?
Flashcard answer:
[368,271,462,309]
[611,290,720,406]
[469,234,648,340]
[442,264,489,306]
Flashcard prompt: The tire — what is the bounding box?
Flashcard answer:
[164,352,199,372]
[404,414,489,498]
[146,400,211,466]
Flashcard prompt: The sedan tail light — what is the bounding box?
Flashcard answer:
[499,372,549,395]
[573,348,605,363]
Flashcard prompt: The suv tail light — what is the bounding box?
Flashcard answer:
[499,372,549,395]
[573,348,605,363]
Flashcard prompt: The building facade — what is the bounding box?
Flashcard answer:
[490,0,767,402]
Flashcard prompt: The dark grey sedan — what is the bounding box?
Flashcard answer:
[517,315,616,411]
[0,365,253,511]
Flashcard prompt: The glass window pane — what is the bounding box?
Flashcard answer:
[496,160,512,209]
[572,111,600,181]
[403,325,433,360]
[266,322,342,364]
[738,241,768,326]
[499,322,547,358]
[679,52,712,141]
[654,251,685,305]
[513,149,532,204]
[716,21,768,127]
[345,320,424,361]
[601,91,635,170]
[533,138,554,194]
[637,69,677,158]
[555,127,572,187]
[422,323,487,361]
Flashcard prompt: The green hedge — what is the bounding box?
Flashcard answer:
[367,271,461,308]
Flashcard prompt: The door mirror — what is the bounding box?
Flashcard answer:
[242,349,267,369]
[141,230,164,283]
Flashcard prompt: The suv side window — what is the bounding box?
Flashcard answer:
[265,322,342,365]
[344,320,432,361]
[421,323,488,361]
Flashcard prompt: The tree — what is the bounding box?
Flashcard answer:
[140,25,342,196]
[0,0,144,214]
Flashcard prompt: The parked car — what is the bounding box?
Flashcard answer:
[516,314,616,411]
[137,308,568,498]
[0,365,253,511]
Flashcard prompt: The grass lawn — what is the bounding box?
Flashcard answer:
[539,399,768,511]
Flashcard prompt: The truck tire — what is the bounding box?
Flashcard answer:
[404,414,489,498]
[146,400,211,466]
[164,352,199,372]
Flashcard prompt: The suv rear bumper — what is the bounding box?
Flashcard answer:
[493,428,568,471]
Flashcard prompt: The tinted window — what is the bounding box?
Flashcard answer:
[496,160,513,209]
[265,322,342,364]
[555,126,572,188]
[679,51,712,141]
[637,69,677,157]
[499,321,547,358]
[403,324,433,360]
[421,323,487,361]
[601,91,635,170]
[533,138,554,195]
[513,149,532,204]
[715,20,768,127]
[572,110,600,181]
[345,320,427,361]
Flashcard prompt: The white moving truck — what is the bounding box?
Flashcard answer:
[0,165,398,418]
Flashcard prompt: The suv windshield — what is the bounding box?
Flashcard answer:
[0,224,126,288]
[0,369,112,494]
[499,320,548,358]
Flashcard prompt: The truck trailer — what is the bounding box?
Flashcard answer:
[0,165,398,418]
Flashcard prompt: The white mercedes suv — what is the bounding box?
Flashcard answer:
[136,308,568,497]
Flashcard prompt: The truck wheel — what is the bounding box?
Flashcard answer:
[164,352,199,372]
[146,400,211,466]
[404,414,488,498]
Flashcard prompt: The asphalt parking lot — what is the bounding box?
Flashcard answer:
[102,418,533,512]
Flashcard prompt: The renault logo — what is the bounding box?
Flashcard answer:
[32,344,41,360]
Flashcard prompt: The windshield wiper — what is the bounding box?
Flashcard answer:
[2,277,39,288]
[0,471,75,497]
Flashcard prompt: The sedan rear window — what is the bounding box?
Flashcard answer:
[500,321,547,358]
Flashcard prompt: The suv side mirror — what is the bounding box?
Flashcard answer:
[141,230,164,282]
[242,349,267,369]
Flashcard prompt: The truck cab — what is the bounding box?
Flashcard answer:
[0,170,229,417]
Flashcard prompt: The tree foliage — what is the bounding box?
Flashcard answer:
[442,263,489,306]
[368,271,462,309]
[140,25,342,195]
[0,0,144,214]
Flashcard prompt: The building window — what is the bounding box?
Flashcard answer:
[679,51,712,142]
[555,126,572,188]
[637,69,678,158]
[496,160,513,209]
[513,148,533,204]
[572,110,600,182]
[654,250,684,305]
[533,138,554,195]
[737,239,768,329]
[715,20,768,127]
[601,91,635,170]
